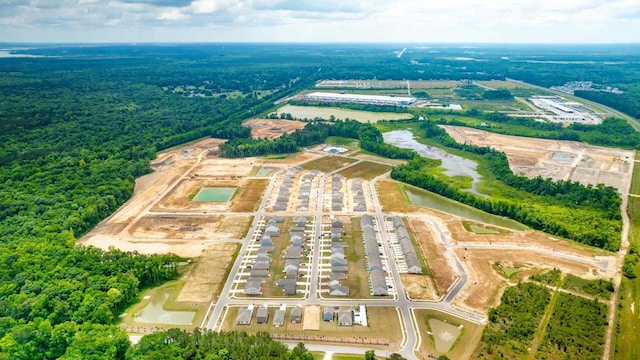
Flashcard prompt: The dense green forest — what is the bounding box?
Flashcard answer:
[130,329,313,360]
[219,120,415,160]
[475,283,551,358]
[539,293,608,359]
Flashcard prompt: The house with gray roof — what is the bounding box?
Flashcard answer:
[244,278,262,295]
[257,307,269,324]
[236,307,253,325]
[250,269,270,278]
[284,246,302,259]
[338,310,353,326]
[370,269,388,296]
[273,309,285,327]
[291,307,302,323]
[330,285,350,296]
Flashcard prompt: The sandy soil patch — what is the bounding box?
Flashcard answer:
[177,243,239,302]
[303,306,320,331]
[130,215,251,242]
[401,274,438,300]
[243,118,306,139]
[407,218,457,295]
[442,125,633,191]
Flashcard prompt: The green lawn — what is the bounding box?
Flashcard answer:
[338,161,392,180]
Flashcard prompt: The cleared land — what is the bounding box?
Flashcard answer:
[273,104,413,123]
[406,218,456,298]
[316,79,462,89]
[243,118,306,139]
[177,243,239,302]
[443,125,634,191]
[302,156,358,173]
[338,161,391,180]
[130,215,251,241]
[222,306,403,351]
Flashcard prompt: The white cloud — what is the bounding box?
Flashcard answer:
[158,8,189,20]
[0,0,639,42]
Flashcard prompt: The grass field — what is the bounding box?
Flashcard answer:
[325,136,358,147]
[615,152,640,360]
[274,104,414,123]
[338,161,391,180]
[414,309,484,360]
[230,179,269,212]
[302,156,358,173]
[121,280,207,331]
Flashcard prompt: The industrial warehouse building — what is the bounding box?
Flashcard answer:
[302,92,416,106]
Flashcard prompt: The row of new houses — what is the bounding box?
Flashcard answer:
[351,178,367,212]
[331,174,345,211]
[236,305,303,326]
[273,167,303,211]
[361,215,388,296]
[392,216,423,274]
[326,219,349,296]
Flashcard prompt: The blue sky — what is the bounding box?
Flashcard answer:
[1,0,639,43]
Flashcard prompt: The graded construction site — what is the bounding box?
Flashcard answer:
[80,117,625,359]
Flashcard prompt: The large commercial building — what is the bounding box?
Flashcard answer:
[302,92,416,107]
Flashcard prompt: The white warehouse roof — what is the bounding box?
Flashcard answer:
[304,92,416,104]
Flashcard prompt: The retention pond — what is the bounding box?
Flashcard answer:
[194,187,237,202]
[383,130,485,196]
[405,185,527,230]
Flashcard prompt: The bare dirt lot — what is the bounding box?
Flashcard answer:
[130,215,251,241]
[407,217,457,297]
[243,118,306,139]
[442,125,634,191]
[177,243,239,302]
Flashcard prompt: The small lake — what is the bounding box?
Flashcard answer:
[383,130,485,196]
[405,185,527,230]
[133,289,195,325]
[194,187,236,202]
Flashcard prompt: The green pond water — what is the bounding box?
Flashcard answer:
[133,289,195,325]
[404,186,527,230]
[194,187,236,202]
[257,167,275,177]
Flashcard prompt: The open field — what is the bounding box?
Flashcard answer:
[338,161,391,180]
[351,151,407,166]
[302,155,358,172]
[221,306,403,350]
[443,125,634,191]
[231,179,270,212]
[475,80,536,90]
[121,280,207,333]
[177,243,239,302]
[413,309,484,360]
[243,118,306,139]
[273,104,414,123]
